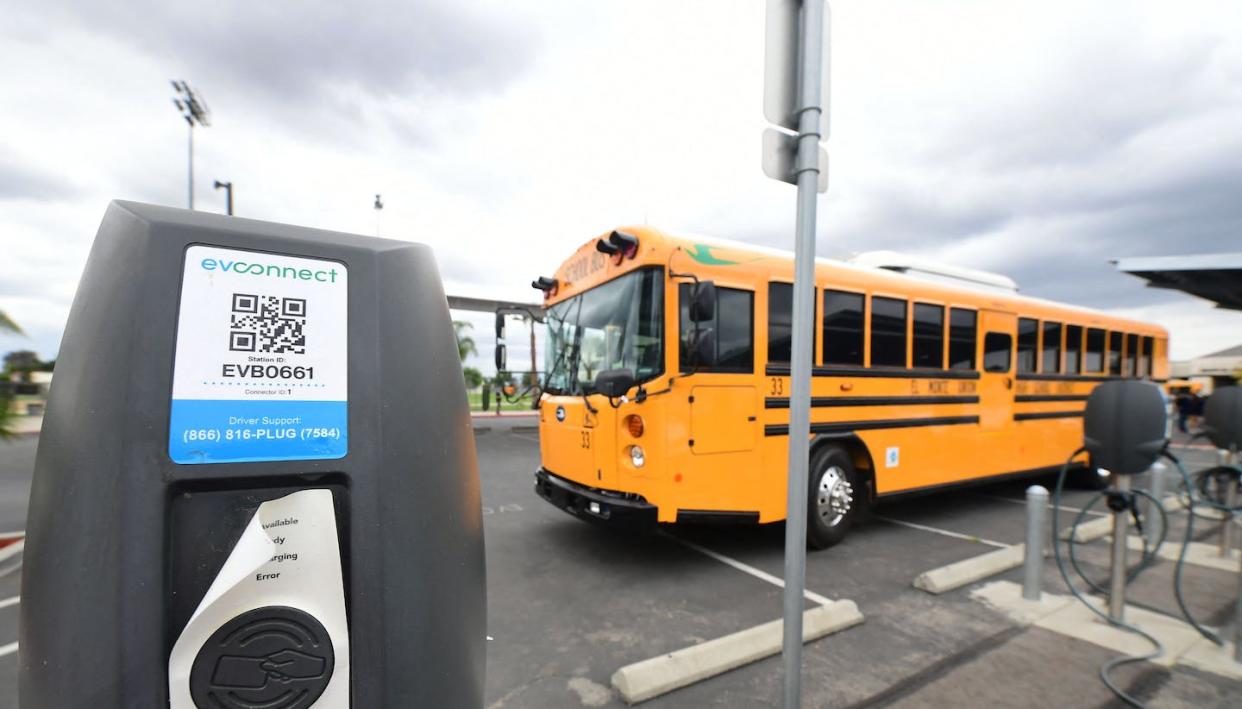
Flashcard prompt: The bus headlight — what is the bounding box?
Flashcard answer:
[630,445,645,468]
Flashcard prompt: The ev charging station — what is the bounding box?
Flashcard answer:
[20,201,485,708]
[1081,380,1168,622]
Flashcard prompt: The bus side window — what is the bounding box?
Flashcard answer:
[984,332,1012,373]
[1065,325,1083,374]
[1140,336,1154,377]
[823,290,864,365]
[1017,318,1038,373]
[1085,328,1105,373]
[679,284,754,374]
[870,296,907,368]
[912,303,944,369]
[1108,331,1123,376]
[1042,321,1063,374]
[1124,333,1138,377]
[767,282,816,364]
[948,308,977,370]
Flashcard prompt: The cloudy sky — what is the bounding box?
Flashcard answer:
[2,0,1240,373]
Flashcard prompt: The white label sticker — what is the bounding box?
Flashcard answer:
[168,489,349,708]
[169,246,348,463]
[885,446,900,468]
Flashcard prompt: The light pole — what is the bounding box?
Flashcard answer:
[171,81,210,209]
[214,180,234,215]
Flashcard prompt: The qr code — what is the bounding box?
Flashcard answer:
[228,293,307,354]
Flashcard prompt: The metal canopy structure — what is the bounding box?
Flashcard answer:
[446,294,544,322]
[1113,253,1242,311]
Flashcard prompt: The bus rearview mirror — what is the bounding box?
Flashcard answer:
[495,312,505,338]
[595,368,635,398]
[690,281,716,322]
[495,343,507,372]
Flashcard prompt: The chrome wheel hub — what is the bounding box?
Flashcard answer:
[816,466,854,527]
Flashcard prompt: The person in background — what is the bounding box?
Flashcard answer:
[1175,391,1192,433]
[1188,392,1205,431]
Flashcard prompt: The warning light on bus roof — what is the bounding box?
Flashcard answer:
[596,230,639,265]
[531,276,559,298]
[608,230,639,258]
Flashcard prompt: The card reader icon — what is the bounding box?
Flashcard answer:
[190,606,335,709]
[212,649,328,689]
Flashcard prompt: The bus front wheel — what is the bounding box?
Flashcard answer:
[806,446,860,550]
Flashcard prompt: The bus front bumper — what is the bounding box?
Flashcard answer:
[534,468,657,529]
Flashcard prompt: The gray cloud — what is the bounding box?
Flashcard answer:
[0,154,79,202]
[725,21,1242,316]
[10,1,537,138]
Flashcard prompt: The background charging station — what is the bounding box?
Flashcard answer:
[20,201,485,708]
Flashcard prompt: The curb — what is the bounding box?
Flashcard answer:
[610,600,864,705]
[1059,516,1112,543]
[913,544,1026,594]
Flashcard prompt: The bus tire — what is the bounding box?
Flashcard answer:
[807,446,860,550]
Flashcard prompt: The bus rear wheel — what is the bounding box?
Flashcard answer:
[807,446,860,550]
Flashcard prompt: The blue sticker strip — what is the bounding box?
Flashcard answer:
[169,399,347,464]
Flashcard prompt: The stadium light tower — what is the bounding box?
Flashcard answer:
[171,81,211,209]
[373,193,383,236]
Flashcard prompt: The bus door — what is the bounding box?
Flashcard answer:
[674,283,761,512]
[978,309,1016,475]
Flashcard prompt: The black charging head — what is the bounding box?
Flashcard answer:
[1083,380,1167,475]
[1203,386,1242,451]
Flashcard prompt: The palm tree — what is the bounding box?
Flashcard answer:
[0,311,21,336]
[0,311,23,440]
[453,320,477,362]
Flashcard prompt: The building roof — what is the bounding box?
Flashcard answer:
[1199,343,1242,359]
[1113,253,1242,311]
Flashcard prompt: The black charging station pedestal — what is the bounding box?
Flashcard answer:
[20,201,485,708]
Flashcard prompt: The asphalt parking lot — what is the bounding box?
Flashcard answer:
[0,425,1238,707]
[477,417,1240,708]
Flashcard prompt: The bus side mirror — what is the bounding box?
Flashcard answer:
[495,312,505,339]
[690,281,716,323]
[595,369,635,398]
[494,343,507,372]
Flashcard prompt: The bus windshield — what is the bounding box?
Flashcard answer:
[543,267,664,395]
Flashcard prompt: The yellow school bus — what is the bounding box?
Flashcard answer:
[526,227,1168,547]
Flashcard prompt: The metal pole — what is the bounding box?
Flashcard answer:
[187,123,194,210]
[1234,534,1241,663]
[1146,461,1166,550]
[1109,475,1131,623]
[1023,485,1048,601]
[225,184,233,215]
[782,2,825,707]
[529,317,538,410]
[1221,448,1237,558]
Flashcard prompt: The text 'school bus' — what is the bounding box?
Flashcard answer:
[526,227,1168,548]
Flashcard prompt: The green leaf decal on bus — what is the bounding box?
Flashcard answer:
[685,244,740,266]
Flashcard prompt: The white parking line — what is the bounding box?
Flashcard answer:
[0,596,18,610]
[665,533,835,606]
[874,516,1009,548]
[972,492,1108,517]
[0,642,16,659]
